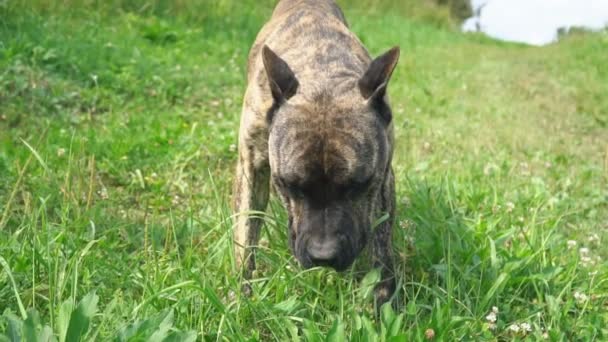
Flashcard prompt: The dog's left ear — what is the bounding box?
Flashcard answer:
[262,45,299,104]
[358,47,400,123]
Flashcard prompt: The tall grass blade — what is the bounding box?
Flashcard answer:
[0,256,27,319]
[20,139,50,175]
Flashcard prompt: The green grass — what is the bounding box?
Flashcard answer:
[1,0,607,340]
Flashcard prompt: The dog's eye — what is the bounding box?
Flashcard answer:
[276,176,305,197]
[276,176,293,188]
[347,177,373,195]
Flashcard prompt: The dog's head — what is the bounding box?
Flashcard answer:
[263,46,399,271]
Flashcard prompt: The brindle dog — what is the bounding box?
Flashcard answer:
[233,0,400,305]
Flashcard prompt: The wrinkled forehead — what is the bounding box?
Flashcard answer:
[269,104,386,185]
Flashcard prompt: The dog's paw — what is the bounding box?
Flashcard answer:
[241,282,253,297]
[374,278,396,311]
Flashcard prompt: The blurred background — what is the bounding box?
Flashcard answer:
[464,0,608,45]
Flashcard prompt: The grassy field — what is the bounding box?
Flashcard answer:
[1,0,607,340]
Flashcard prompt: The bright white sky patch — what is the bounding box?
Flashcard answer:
[462,0,608,45]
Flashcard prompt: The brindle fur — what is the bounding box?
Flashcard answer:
[233,0,400,306]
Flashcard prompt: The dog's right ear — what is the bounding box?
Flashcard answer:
[262,45,299,104]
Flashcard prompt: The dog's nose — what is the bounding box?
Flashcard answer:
[307,236,339,264]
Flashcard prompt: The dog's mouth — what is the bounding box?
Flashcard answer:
[297,253,354,272]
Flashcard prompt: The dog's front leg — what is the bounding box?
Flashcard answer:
[373,168,397,308]
[233,133,270,293]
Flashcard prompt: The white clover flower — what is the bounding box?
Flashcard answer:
[508,324,521,333]
[567,240,577,249]
[520,323,532,332]
[574,291,589,303]
[484,163,499,176]
[485,306,499,325]
[508,322,532,335]
[579,247,590,255]
[99,187,109,200]
[399,219,413,230]
[588,234,600,243]
[57,148,66,157]
[505,202,515,213]
[580,256,593,266]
